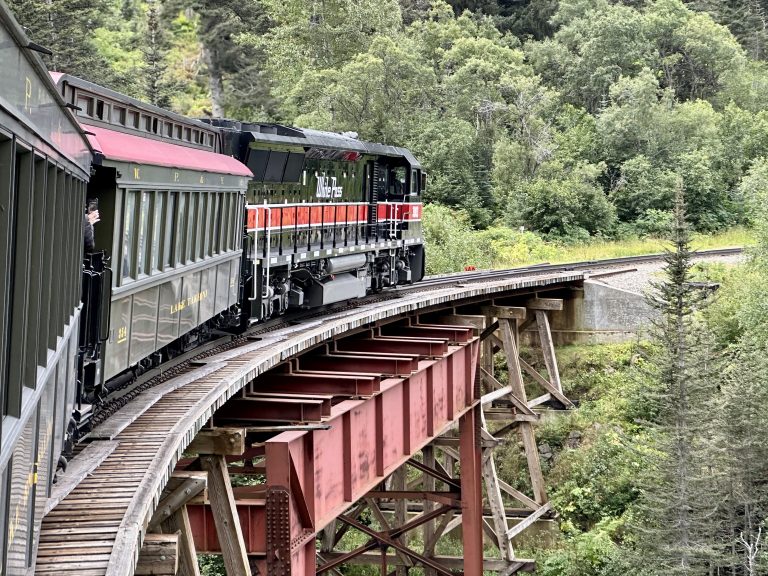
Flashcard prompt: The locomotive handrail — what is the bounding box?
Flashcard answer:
[246,203,271,302]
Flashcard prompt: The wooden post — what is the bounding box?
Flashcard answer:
[480,409,514,561]
[480,314,495,395]
[321,520,336,553]
[200,455,251,576]
[535,311,563,394]
[160,507,200,576]
[187,428,246,455]
[499,319,547,505]
[136,533,179,576]
[392,466,409,576]
[149,471,207,530]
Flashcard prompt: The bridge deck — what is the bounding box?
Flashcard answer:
[34,273,582,576]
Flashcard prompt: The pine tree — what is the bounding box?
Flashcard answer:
[191,0,275,119]
[710,338,768,574]
[144,0,172,108]
[633,185,720,574]
[688,0,768,60]
[8,0,115,86]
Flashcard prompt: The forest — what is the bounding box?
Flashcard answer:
[11,0,768,574]
[10,0,768,241]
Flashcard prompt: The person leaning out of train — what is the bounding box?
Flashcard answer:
[83,199,100,253]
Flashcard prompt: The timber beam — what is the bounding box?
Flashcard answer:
[148,471,207,529]
[186,428,246,456]
[525,298,563,311]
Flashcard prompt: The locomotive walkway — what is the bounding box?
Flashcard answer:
[35,272,583,576]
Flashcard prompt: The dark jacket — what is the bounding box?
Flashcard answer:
[83,213,95,253]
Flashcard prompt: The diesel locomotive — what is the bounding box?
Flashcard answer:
[213,121,426,322]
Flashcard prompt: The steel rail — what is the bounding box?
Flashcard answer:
[403,246,744,289]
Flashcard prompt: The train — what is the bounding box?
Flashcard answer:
[0,1,425,572]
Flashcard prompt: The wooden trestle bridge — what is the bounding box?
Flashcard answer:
[35,271,585,576]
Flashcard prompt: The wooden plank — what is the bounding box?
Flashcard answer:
[392,466,409,576]
[482,306,527,320]
[483,412,538,422]
[200,455,250,576]
[481,384,514,405]
[428,314,485,330]
[518,358,574,409]
[160,506,201,576]
[480,412,514,561]
[505,502,552,541]
[422,445,437,574]
[44,440,119,515]
[498,479,538,510]
[89,362,227,440]
[525,298,563,311]
[136,533,179,575]
[527,394,551,409]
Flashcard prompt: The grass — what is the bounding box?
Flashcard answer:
[503,226,754,267]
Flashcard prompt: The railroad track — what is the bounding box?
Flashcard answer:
[406,246,744,289]
[88,246,743,431]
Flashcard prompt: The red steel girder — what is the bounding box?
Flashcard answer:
[215,396,328,423]
[335,337,448,357]
[247,392,333,418]
[380,324,473,343]
[299,353,418,376]
[460,406,484,576]
[188,335,481,575]
[254,372,381,397]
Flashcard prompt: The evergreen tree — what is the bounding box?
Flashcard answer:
[144,0,172,108]
[8,0,116,87]
[192,0,274,119]
[689,0,768,60]
[712,339,768,574]
[633,186,720,574]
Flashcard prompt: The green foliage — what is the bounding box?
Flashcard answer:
[535,518,628,576]
[198,554,225,576]
[548,428,644,530]
[514,162,616,238]
[421,204,494,273]
[13,0,768,238]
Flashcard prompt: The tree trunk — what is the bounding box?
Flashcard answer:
[202,45,225,118]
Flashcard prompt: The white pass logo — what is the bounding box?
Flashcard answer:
[316,176,343,198]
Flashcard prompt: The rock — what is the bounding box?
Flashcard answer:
[566,430,582,448]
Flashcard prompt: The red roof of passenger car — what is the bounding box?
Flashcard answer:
[85,124,252,177]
